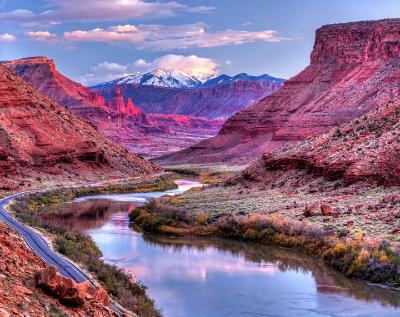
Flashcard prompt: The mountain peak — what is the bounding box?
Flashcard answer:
[93,69,284,89]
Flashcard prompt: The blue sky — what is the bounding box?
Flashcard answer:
[1,0,400,85]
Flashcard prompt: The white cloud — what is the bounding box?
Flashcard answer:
[60,23,285,50]
[110,24,139,33]
[133,58,149,67]
[0,33,16,42]
[0,0,215,23]
[78,61,130,85]
[25,31,55,38]
[145,54,219,77]
[79,54,219,86]
[64,27,145,42]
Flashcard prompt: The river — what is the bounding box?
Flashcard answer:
[40,180,400,317]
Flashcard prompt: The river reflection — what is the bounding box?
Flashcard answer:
[40,181,400,317]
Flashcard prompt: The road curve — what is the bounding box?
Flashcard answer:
[0,192,125,316]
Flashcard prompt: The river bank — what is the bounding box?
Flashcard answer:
[34,183,400,317]
[129,171,400,291]
[7,174,179,317]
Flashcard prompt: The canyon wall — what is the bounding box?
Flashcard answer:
[160,19,400,164]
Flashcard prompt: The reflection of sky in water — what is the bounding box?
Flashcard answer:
[56,180,400,317]
[86,211,400,317]
[75,180,203,202]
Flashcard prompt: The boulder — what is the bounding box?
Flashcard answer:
[35,266,86,306]
[320,204,333,216]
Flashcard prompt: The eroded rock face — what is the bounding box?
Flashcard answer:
[161,19,400,164]
[0,64,158,191]
[36,266,111,307]
[3,57,106,112]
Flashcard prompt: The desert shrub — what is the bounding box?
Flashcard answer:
[133,198,400,288]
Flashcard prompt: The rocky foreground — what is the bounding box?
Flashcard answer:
[0,220,115,316]
[162,19,400,164]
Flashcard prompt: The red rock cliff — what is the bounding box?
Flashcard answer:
[0,64,158,193]
[3,57,107,112]
[161,19,400,164]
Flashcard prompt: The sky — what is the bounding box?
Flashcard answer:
[1,0,400,86]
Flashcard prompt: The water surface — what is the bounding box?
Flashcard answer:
[41,180,400,317]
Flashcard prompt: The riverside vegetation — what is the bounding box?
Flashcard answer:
[10,176,177,317]
[129,174,400,289]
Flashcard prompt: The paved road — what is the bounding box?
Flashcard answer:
[0,192,124,315]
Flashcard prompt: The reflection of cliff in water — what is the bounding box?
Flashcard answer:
[142,233,400,308]
[38,200,137,231]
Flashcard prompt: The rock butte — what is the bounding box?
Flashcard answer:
[160,19,400,164]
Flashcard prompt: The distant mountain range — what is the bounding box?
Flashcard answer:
[201,73,285,88]
[92,68,284,90]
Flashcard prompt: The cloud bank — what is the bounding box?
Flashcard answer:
[0,0,215,23]
[35,23,285,50]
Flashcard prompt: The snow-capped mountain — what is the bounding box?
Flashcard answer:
[95,68,208,89]
[92,69,284,89]
[201,73,285,87]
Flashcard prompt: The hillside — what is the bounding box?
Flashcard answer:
[0,64,157,193]
[241,97,400,186]
[0,221,115,316]
[160,19,400,164]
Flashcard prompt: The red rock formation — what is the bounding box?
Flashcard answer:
[4,57,222,157]
[0,64,158,193]
[161,19,400,164]
[36,266,110,307]
[126,97,141,117]
[3,57,107,114]
[112,88,126,112]
[243,97,400,186]
[95,80,282,120]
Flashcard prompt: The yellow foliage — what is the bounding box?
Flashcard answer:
[378,250,389,263]
[353,231,364,241]
[197,214,208,225]
[159,225,191,236]
[332,242,347,257]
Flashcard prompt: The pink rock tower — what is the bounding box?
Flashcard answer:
[112,88,125,112]
[125,98,141,117]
